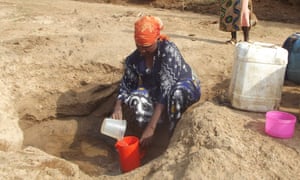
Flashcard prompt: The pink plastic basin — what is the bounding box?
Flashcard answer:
[265,111,297,138]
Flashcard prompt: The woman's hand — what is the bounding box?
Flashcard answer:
[111,100,123,120]
[140,125,155,148]
[140,103,164,148]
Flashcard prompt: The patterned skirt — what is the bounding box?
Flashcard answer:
[125,79,201,133]
[219,0,252,32]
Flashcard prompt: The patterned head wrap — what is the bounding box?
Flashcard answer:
[134,15,169,46]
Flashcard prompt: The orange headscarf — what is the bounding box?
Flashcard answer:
[134,15,169,46]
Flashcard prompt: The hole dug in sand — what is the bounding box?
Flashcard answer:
[18,78,170,176]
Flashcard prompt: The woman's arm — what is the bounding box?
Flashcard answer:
[112,56,139,120]
[111,99,123,120]
[158,42,183,104]
[140,103,165,147]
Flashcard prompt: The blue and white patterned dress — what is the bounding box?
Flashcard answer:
[117,40,201,132]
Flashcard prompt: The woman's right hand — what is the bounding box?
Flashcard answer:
[111,100,123,120]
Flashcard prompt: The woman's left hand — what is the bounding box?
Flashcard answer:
[140,103,164,148]
[140,125,155,148]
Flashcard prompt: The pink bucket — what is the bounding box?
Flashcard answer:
[265,111,297,138]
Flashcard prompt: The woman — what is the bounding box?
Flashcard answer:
[111,15,201,147]
[219,0,254,44]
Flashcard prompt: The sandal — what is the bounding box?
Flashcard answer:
[226,39,237,45]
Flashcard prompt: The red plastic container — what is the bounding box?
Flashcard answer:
[265,111,297,138]
[115,136,142,173]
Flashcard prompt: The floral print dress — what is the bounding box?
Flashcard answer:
[117,40,201,132]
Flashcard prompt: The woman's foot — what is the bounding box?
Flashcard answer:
[226,39,237,45]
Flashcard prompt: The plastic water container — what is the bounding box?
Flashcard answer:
[100,118,127,140]
[229,42,288,112]
[115,136,143,173]
[282,32,300,84]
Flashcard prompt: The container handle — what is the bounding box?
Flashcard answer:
[253,42,277,48]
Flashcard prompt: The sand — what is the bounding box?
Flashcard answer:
[0,0,299,179]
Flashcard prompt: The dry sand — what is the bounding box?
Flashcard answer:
[0,0,299,179]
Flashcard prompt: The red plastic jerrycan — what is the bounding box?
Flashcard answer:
[115,136,144,173]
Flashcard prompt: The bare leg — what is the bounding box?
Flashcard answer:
[226,31,237,44]
[242,26,250,42]
[231,31,237,41]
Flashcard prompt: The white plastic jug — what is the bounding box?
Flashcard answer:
[229,42,288,112]
[100,118,127,140]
